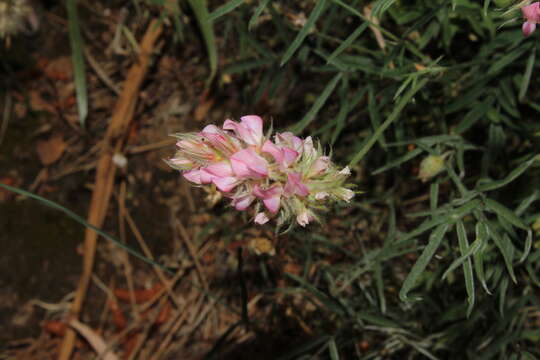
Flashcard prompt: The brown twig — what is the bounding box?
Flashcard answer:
[58,19,163,360]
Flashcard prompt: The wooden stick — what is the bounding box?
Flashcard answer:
[58,19,162,360]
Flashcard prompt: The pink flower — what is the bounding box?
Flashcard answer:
[254,212,269,224]
[200,125,241,155]
[223,115,264,146]
[522,2,540,36]
[183,168,213,184]
[284,172,310,197]
[230,148,269,179]
[262,140,299,168]
[275,132,304,153]
[204,161,240,192]
[309,156,330,176]
[253,184,283,213]
[296,211,313,227]
[231,194,256,210]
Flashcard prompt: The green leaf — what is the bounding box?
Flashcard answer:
[328,338,340,360]
[442,227,482,281]
[484,198,529,230]
[66,0,88,127]
[477,156,537,192]
[457,221,476,316]
[248,0,271,30]
[486,221,517,283]
[372,148,423,175]
[208,0,245,22]
[399,223,450,301]
[472,222,491,294]
[487,44,529,76]
[289,72,343,133]
[326,22,369,64]
[187,0,218,84]
[280,0,328,66]
[349,78,428,166]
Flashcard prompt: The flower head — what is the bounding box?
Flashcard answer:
[169,115,355,228]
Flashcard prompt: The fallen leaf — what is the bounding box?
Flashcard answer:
[36,135,67,165]
[114,283,163,304]
[69,319,119,360]
[44,56,73,81]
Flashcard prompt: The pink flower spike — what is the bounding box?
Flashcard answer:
[253,185,282,213]
[223,115,263,145]
[254,212,269,225]
[232,194,255,210]
[230,149,269,178]
[522,3,540,36]
[284,172,310,197]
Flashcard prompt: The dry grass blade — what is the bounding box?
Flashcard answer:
[58,19,163,360]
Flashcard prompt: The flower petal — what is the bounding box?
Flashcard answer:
[205,161,234,177]
[309,156,330,176]
[296,212,312,227]
[232,194,255,210]
[230,149,268,178]
[183,169,202,184]
[284,172,310,197]
[522,3,540,22]
[253,184,282,213]
[523,21,537,36]
[254,212,269,224]
[212,176,239,192]
[223,115,264,146]
[240,115,263,141]
[262,140,284,163]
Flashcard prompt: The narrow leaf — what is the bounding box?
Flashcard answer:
[290,73,342,133]
[399,223,450,301]
[187,0,218,83]
[280,0,327,66]
[208,0,245,22]
[349,78,428,166]
[485,198,529,230]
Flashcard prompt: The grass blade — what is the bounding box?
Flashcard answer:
[476,156,537,192]
[290,72,343,133]
[208,0,245,22]
[187,0,218,83]
[248,0,271,30]
[0,183,172,273]
[349,78,428,166]
[328,338,340,360]
[399,223,450,301]
[457,221,476,316]
[484,198,529,230]
[519,45,536,101]
[66,0,88,127]
[326,22,369,64]
[280,0,328,66]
